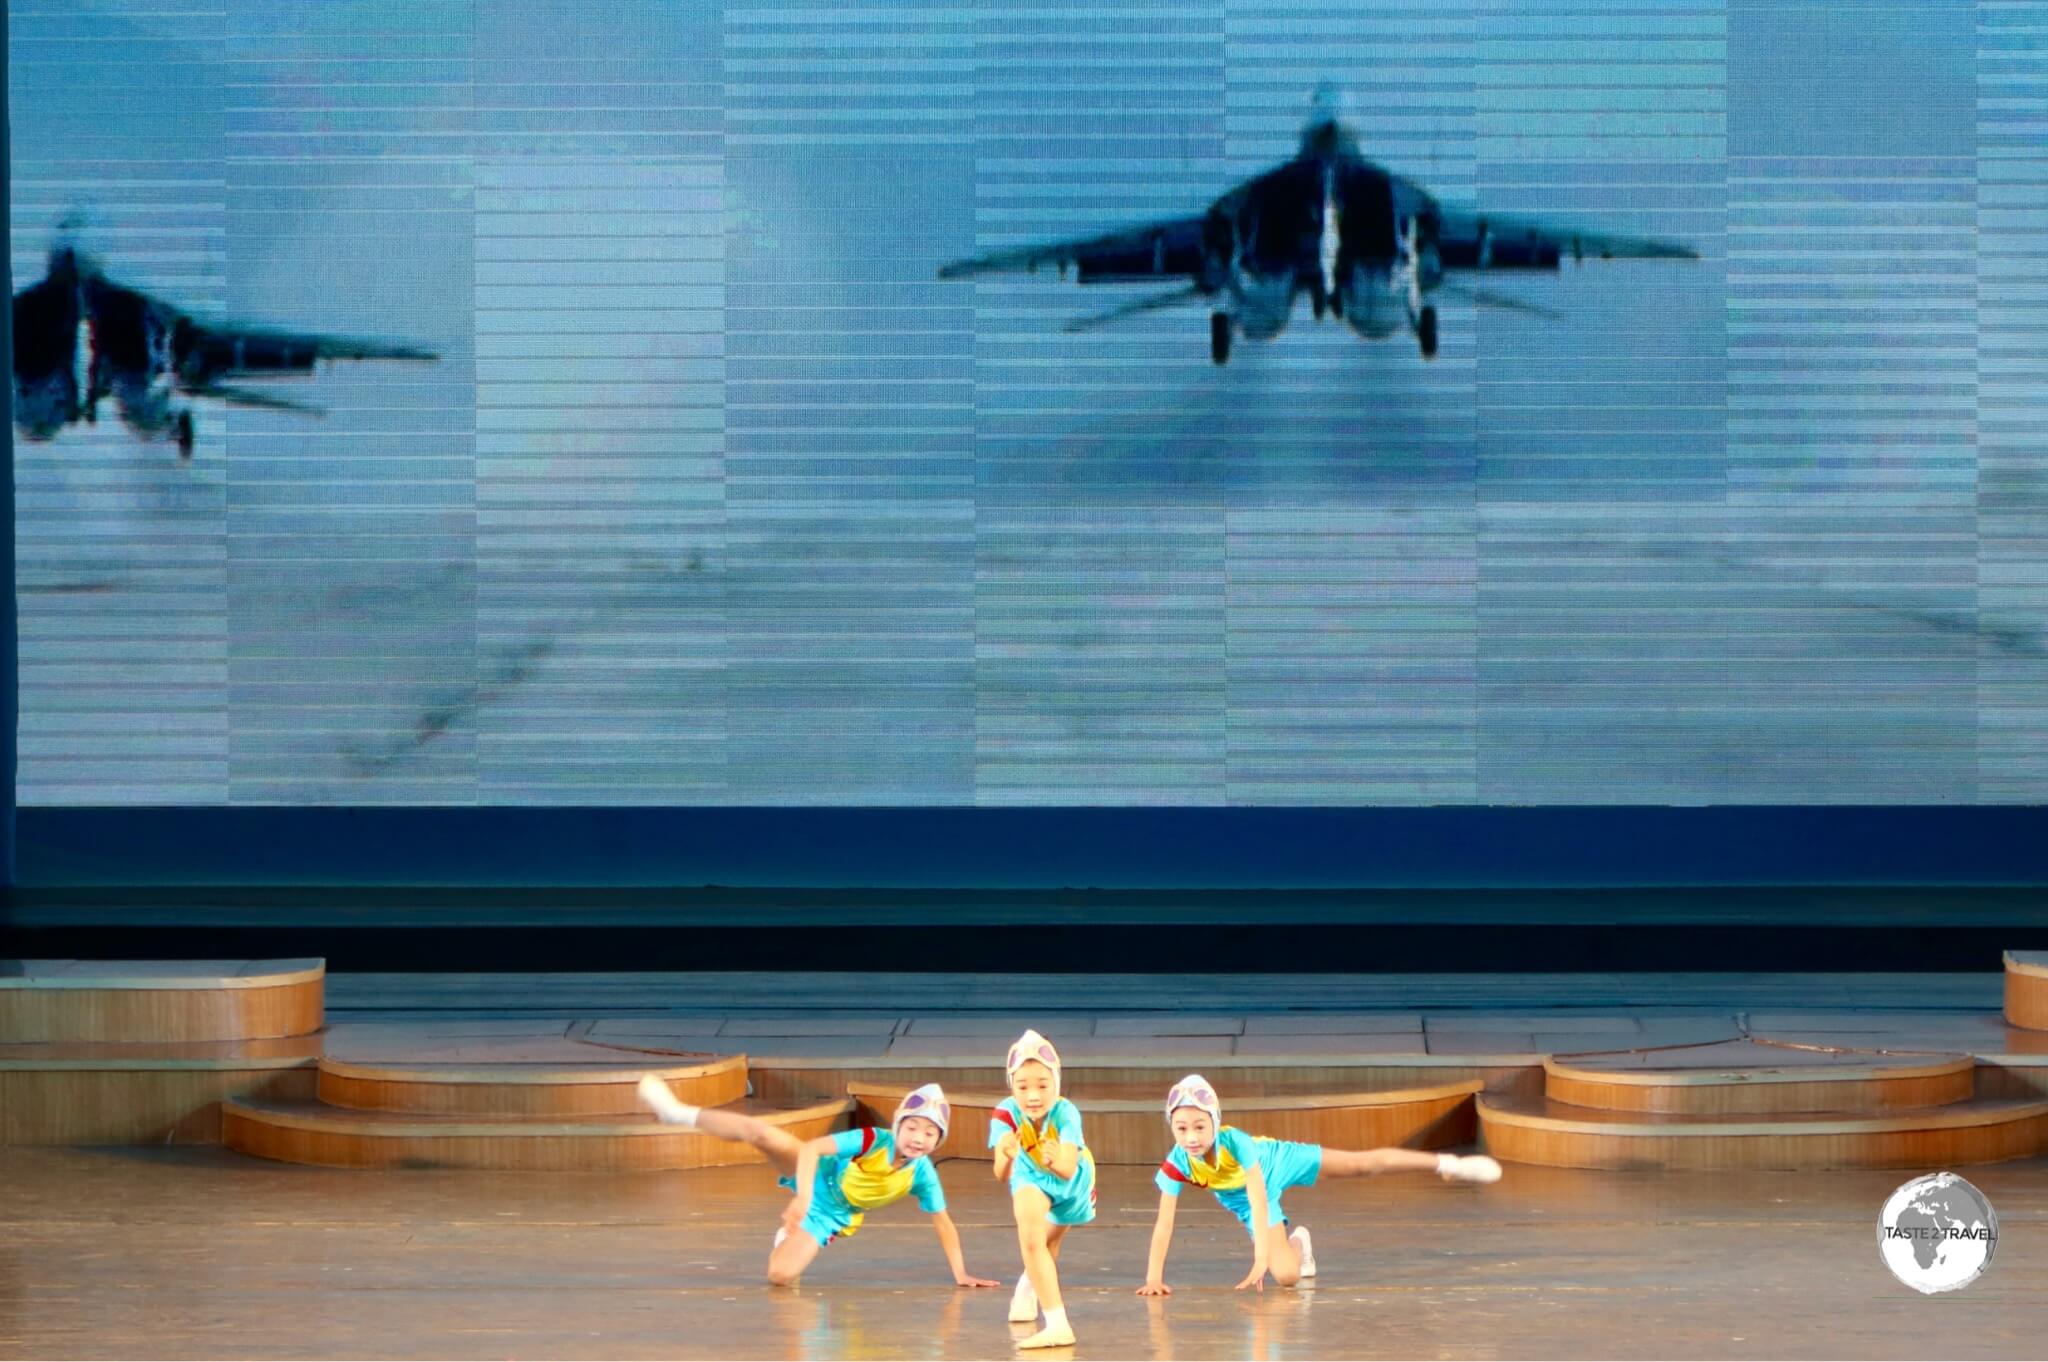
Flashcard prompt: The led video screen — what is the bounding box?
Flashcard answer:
[10,1,2042,806]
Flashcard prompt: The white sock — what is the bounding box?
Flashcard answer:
[1040,1308,1069,1333]
[773,1227,788,1249]
[1438,1152,1503,1184]
[637,1074,700,1127]
[1290,1224,1316,1276]
[1008,1271,1039,1321]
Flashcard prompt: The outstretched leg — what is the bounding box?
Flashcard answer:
[1318,1147,1442,1178]
[1320,1146,1501,1183]
[638,1074,805,1175]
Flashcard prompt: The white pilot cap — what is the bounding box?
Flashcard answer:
[1005,1029,1063,1097]
[1165,1073,1221,1128]
[891,1082,951,1143]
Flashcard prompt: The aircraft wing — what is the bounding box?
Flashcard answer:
[182,381,327,414]
[938,216,1209,284]
[174,322,437,387]
[1436,212,1698,271]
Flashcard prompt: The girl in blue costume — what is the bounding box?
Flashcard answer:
[638,1075,999,1290]
[989,1029,1095,1349]
[1136,1073,1502,1294]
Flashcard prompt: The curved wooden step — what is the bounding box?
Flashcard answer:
[1479,1091,2048,1170]
[2005,952,2048,1031]
[847,1079,1482,1165]
[0,960,324,1044]
[223,1095,851,1170]
[318,1052,747,1116]
[1544,1041,1975,1115]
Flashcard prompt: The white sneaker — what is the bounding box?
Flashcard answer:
[1007,1271,1039,1323]
[1290,1225,1317,1279]
[1440,1154,1503,1185]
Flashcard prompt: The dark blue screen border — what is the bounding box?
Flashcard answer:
[15,805,2048,888]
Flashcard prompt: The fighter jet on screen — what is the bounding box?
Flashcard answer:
[11,236,437,457]
[939,86,1699,364]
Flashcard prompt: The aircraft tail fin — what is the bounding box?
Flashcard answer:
[47,210,94,280]
[1299,84,1358,156]
[1308,82,1347,129]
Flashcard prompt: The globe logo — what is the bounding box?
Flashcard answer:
[1877,1172,1998,1294]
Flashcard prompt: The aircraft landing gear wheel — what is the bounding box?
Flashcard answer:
[175,410,195,458]
[1210,312,1231,365]
[1417,306,1438,360]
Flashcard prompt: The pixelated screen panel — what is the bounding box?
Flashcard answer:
[10,1,2043,806]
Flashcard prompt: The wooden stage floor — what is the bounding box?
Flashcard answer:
[2,1145,2043,1360]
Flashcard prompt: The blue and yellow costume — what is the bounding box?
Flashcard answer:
[990,1096,1097,1226]
[778,1125,947,1247]
[1155,1123,1323,1233]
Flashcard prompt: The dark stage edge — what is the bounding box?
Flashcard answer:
[9,886,2046,972]
[3,920,2046,973]
[12,885,2048,928]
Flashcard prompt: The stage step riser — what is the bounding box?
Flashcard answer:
[1,1069,314,1145]
[849,1081,1482,1165]
[1479,1098,2048,1171]
[222,1099,850,1171]
[753,1062,1528,1109]
[0,961,324,1044]
[2004,952,2048,1030]
[317,1056,748,1116]
[1543,1060,1976,1116]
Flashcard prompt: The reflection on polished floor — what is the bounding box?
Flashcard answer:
[2,1146,2043,1359]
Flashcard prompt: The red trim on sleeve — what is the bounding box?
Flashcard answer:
[993,1108,1018,1132]
[857,1127,877,1157]
[1157,1159,1195,1186]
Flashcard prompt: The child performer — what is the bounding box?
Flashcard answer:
[637,1075,998,1290]
[990,1030,1096,1349]
[1136,1073,1502,1294]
